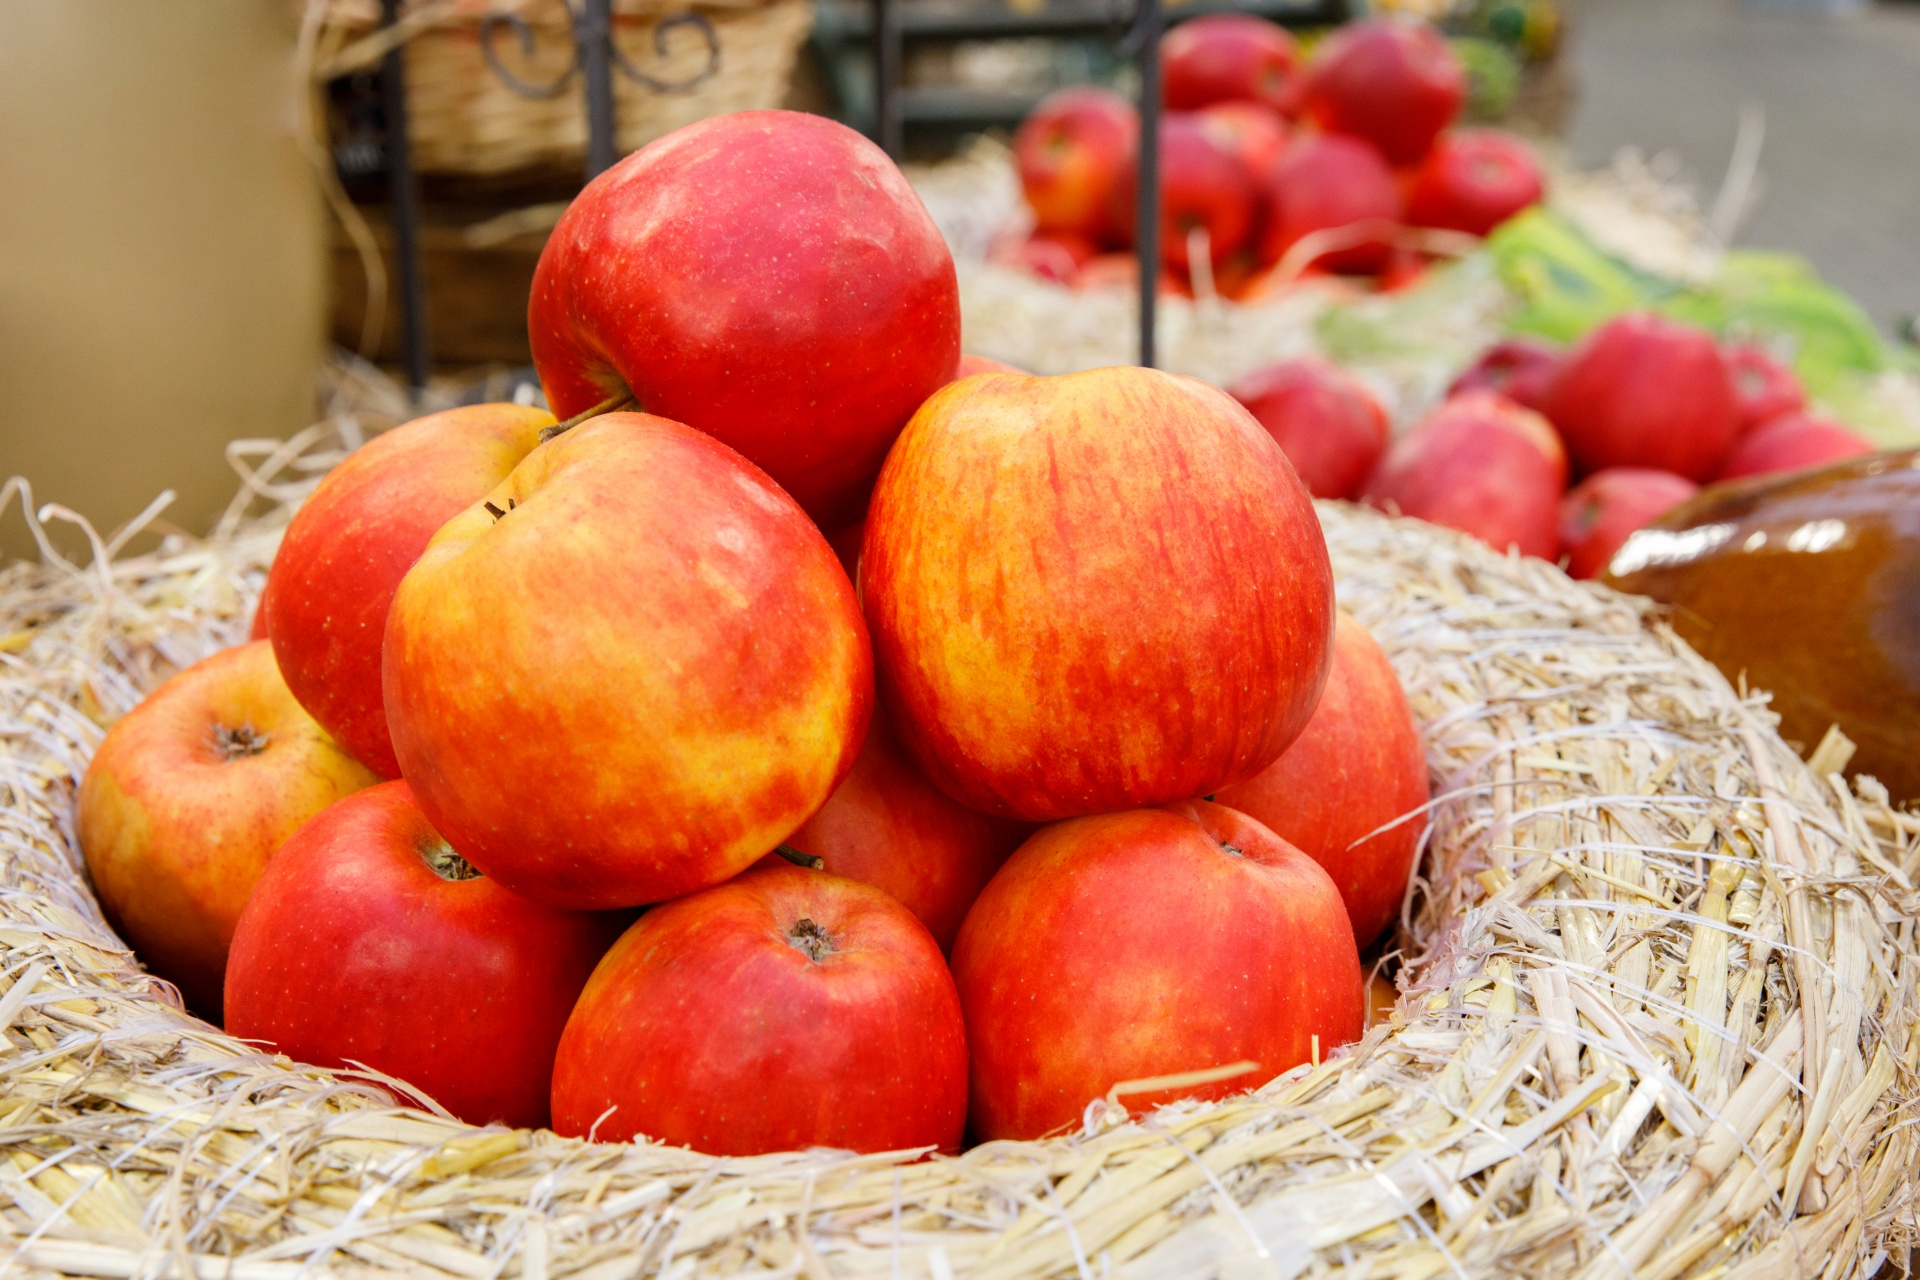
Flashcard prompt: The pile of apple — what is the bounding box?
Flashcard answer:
[1226,312,1879,578]
[77,110,1431,1155]
[1005,16,1545,299]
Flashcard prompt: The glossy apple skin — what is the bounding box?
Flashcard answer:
[1724,344,1807,436]
[528,111,959,529]
[863,367,1334,821]
[1448,337,1560,413]
[551,865,968,1155]
[1301,20,1465,165]
[1215,613,1428,947]
[264,405,551,777]
[951,801,1363,1140]
[1558,468,1699,580]
[77,641,378,1016]
[1014,88,1139,245]
[1405,129,1544,237]
[1199,101,1289,180]
[765,709,1033,951]
[384,414,872,910]
[1715,412,1876,481]
[224,781,623,1128]
[1257,134,1403,274]
[1363,391,1569,559]
[1120,113,1259,272]
[1228,357,1389,500]
[1162,14,1301,113]
[1541,313,1739,481]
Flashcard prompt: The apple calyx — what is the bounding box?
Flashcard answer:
[786,917,837,962]
[422,840,482,882]
[538,390,638,444]
[774,844,825,870]
[212,723,270,761]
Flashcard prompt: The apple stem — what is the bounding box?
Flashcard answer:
[774,844,825,870]
[539,390,637,443]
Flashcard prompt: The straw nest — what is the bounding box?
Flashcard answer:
[1,422,1917,1280]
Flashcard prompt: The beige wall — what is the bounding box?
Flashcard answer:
[0,1,325,563]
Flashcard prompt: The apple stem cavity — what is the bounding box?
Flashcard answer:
[1220,843,1246,859]
[774,844,825,870]
[538,390,638,444]
[422,840,482,882]
[786,917,837,963]
[212,723,270,761]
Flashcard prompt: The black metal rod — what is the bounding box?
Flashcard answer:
[874,0,902,158]
[1134,0,1161,369]
[583,0,619,178]
[380,0,430,394]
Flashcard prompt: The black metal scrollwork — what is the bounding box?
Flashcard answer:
[478,2,722,102]
[611,11,721,94]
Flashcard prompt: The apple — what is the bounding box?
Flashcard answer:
[1119,112,1260,273]
[384,413,872,910]
[1215,612,1428,947]
[1030,229,1100,268]
[1162,14,1302,114]
[764,709,1032,951]
[1558,468,1700,580]
[989,233,1080,286]
[1448,336,1561,413]
[1540,312,1739,480]
[1199,102,1289,181]
[1014,87,1139,246]
[77,641,378,1015]
[955,354,1026,378]
[1075,252,1189,296]
[862,366,1333,821]
[550,864,967,1154]
[1301,20,1465,165]
[224,781,623,1128]
[263,404,551,778]
[1362,390,1568,559]
[1714,412,1876,481]
[1227,356,1389,500]
[1405,129,1544,237]
[528,110,959,529]
[1257,134,1403,275]
[1723,343,1807,435]
[951,800,1363,1140]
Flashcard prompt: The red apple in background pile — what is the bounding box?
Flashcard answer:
[77,641,378,1015]
[551,865,967,1154]
[951,801,1362,1140]
[383,414,871,910]
[1125,112,1259,273]
[862,366,1333,821]
[1199,102,1290,181]
[1540,312,1738,480]
[1715,411,1876,481]
[528,110,958,528]
[1363,391,1568,558]
[1014,87,1139,246]
[1301,20,1465,165]
[1228,356,1389,499]
[1258,134,1403,274]
[1161,13,1302,114]
[1075,252,1188,296]
[1558,468,1700,580]
[1029,228,1100,267]
[989,234,1080,285]
[263,404,551,777]
[1406,129,1545,237]
[1723,343,1807,435]
[1215,613,1428,947]
[1448,336,1561,413]
[224,781,622,1129]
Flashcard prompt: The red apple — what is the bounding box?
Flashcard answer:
[765,709,1032,951]
[1227,356,1389,499]
[77,641,378,1015]
[955,354,1027,378]
[1030,229,1100,268]
[1126,112,1260,272]
[1557,467,1700,580]
[1723,343,1807,435]
[1540,312,1739,480]
[1448,336,1561,413]
[384,414,872,910]
[1257,134,1403,274]
[951,800,1362,1140]
[1074,252,1189,296]
[1715,411,1876,481]
[863,367,1333,821]
[550,864,967,1154]
[1162,14,1302,114]
[224,781,622,1128]
[1199,102,1290,180]
[263,404,551,778]
[989,233,1080,285]
[528,111,959,529]
[1406,129,1544,237]
[1301,20,1465,165]
[1363,390,1569,558]
[1014,87,1139,245]
[1215,612,1428,947]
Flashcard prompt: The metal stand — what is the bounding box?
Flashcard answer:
[873,0,902,158]
[1131,0,1161,369]
[581,0,619,179]
[379,0,430,395]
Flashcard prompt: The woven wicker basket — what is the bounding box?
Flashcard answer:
[0,427,1915,1277]
[313,0,813,175]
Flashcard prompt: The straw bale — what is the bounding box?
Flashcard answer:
[0,415,1915,1278]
